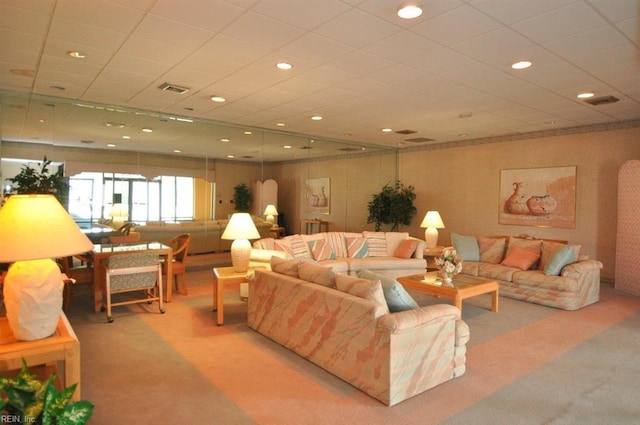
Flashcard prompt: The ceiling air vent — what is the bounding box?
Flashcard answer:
[395,129,417,135]
[583,95,619,106]
[158,82,190,94]
[404,137,435,143]
[338,147,360,152]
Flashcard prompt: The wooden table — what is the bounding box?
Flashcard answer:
[423,245,446,271]
[212,264,267,326]
[398,271,499,313]
[300,219,328,234]
[92,242,173,313]
[0,313,81,401]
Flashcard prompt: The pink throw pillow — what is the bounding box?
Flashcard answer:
[501,246,540,271]
[394,239,418,259]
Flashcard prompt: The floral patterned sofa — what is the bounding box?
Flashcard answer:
[247,258,469,406]
[452,234,602,310]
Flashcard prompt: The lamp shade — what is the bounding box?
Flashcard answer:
[263,204,278,217]
[0,194,94,262]
[420,211,445,229]
[221,213,260,241]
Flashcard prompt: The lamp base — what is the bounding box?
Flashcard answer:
[3,258,63,341]
[425,228,439,249]
[230,239,251,273]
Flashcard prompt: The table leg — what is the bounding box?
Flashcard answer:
[453,294,462,311]
[165,250,173,303]
[93,257,104,313]
[492,289,499,312]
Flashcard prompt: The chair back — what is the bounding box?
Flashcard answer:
[116,222,135,235]
[106,253,159,291]
[167,233,192,263]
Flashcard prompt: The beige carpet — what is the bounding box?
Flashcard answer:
[64,266,640,425]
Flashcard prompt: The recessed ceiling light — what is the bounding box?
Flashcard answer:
[142,128,153,133]
[107,144,116,147]
[276,62,293,70]
[397,2,423,19]
[68,51,86,59]
[244,131,252,135]
[577,92,594,99]
[122,136,130,139]
[311,115,323,121]
[382,128,393,132]
[227,155,234,158]
[210,95,226,103]
[276,122,286,127]
[284,145,292,149]
[105,122,125,128]
[221,138,230,142]
[173,149,182,153]
[511,61,532,70]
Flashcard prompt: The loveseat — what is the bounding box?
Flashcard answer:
[452,234,602,310]
[247,258,469,406]
[136,218,273,255]
[250,231,427,278]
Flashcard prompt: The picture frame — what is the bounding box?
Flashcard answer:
[304,177,330,214]
[499,166,576,228]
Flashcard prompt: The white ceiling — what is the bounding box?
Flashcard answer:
[1,0,639,161]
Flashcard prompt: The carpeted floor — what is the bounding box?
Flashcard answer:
[64,266,640,425]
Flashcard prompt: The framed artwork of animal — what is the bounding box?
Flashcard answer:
[304,178,330,215]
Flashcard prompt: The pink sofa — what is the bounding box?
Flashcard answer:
[247,265,469,406]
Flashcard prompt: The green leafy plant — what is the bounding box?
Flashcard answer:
[233,183,252,212]
[8,157,69,204]
[367,181,417,231]
[0,359,93,424]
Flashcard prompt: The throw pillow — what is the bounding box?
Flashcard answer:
[325,232,348,258]
[307,239,336,261]
[544,245,579,276]
[335,274,389,313]
[539,240,566,270]
[298,260,336,287]
[274,235,310,259]
[362,231,388,257]
[345,237,368,258]
[356,269,419,312]
[506,237,542,268]
[452,233,480,261]
[478,236,507,263]
[501,245,540,271]
[253,238,276,250]
[270,256,299,277]
[394,239,418,259]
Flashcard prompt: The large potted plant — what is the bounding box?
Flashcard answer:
[233,183,251,213]
[8,157,69,205]
[0,359,94,424]
[367,181,417,231]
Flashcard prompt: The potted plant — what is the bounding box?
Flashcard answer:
[0,359,94,424]
[8,157,69,205]
[233,183,251,212]
[367,181,417,231]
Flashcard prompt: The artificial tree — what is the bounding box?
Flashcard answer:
[233,183,251,213]
[8,157,69,205]
[367,181,417,231]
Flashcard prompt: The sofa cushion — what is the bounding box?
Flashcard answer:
[539,240,566,270]
[326,232,348,258]
[544,245,579,276]
[308,239,336,261]
[356,269,419,312]
[348,257,426,273]
[254,238,276,250]
[501,245,540,271]
[385,232,409,256]
[275,235,311,259]
[335,274,389,313]
[271,256,299,277]
[362,231,388,257]
[478,236,506,263]
[345,236,368,258]
[299,260,336,287]
[394,239,417,259]
[452,233,480,261]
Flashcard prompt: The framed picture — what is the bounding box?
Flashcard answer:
[499,166,576,228]
[304,178,330,214]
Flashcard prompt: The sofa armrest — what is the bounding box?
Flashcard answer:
[409,237,427,259]
[377,304,461,332]
[561,259,603,278]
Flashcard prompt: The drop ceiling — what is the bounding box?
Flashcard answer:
[0,0,639,161]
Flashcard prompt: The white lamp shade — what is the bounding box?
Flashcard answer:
[420,211,445,229]
[221,213,260,240]
[263,204,278,216]
[0,194,94,262]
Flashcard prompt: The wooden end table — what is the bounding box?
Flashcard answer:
[397,272,499,313]
[212,264,268,326]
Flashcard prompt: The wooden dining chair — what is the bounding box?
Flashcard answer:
[108,233,141,244]
[163,233,192,295]
[103,252,164,322]
[58,256,94,311]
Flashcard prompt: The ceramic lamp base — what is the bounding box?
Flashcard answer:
[230,239,251,273]
[3,258,63,341]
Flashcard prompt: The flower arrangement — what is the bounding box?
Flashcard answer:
[435,248,463,280]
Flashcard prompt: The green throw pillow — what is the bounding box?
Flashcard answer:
[356,269,418,312]
[544,245,576,276]
[452,233,480,261]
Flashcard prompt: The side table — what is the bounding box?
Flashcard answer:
[0,313,81,401]
[423,246,446,271]
[212,264,268,326]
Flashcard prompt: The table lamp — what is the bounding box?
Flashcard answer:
[109,203,128,226]
[263,204,278,227]
[0,194,94,340]
[420,211,445,249]
[221,213,260,272]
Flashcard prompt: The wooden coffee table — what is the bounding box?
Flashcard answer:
[397,272,499,313]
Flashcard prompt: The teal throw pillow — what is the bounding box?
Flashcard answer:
[452,233,480,261]
[544,245,576,276]
[356,269,419,312]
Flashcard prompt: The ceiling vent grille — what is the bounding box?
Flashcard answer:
[583,95,619,106]
[158,82,190,94]
[404,137,435,143]
[395,129,417,135]
[338,147,360,152]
